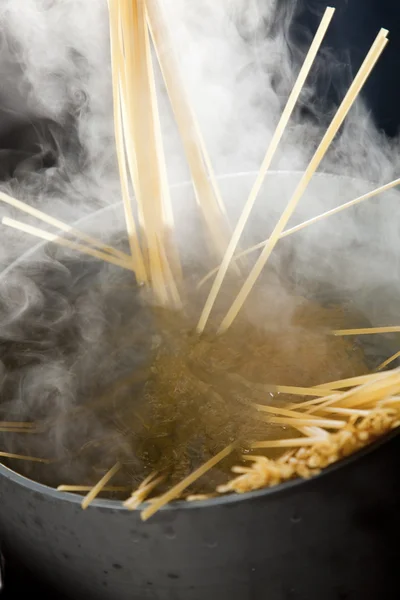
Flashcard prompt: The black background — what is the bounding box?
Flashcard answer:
[292,0,400,136]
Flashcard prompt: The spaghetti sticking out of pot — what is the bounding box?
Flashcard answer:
[0,4,398,522]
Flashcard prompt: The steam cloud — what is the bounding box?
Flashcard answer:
[0,0,400,484]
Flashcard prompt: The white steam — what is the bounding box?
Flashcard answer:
[0,0,399,482]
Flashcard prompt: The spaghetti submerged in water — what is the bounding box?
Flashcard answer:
[0,4,399,521]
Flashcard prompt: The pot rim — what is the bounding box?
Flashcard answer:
[0,168,395,515]
[0,429,398,513]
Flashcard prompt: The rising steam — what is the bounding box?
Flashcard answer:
[0,0,400,487]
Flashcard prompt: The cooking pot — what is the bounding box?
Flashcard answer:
[0,171,399,600]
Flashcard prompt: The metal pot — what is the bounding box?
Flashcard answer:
[0,172,399,600]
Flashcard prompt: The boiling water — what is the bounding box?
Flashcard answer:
[1,172,400,497]
[0,247,372,496]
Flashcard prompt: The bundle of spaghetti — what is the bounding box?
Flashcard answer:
[108,0,180,306]
[146,0,231,261]
[217,369,400,495]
